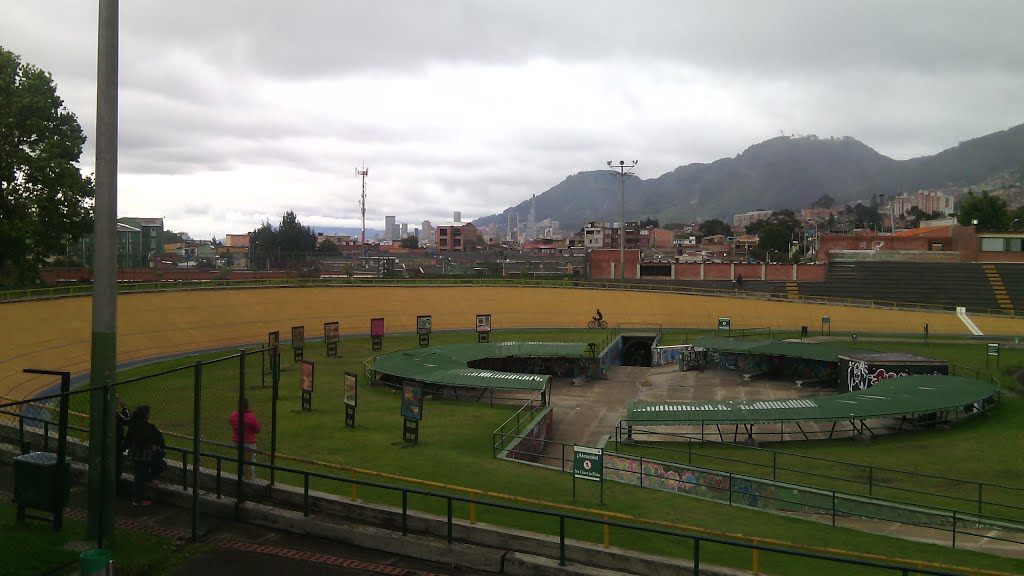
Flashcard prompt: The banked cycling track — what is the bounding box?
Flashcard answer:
[2,285,1022,400]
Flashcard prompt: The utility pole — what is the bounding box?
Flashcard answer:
[356,165,369,256]
[89,0,118,547]
[607,160,638,280]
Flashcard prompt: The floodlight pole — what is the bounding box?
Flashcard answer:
[607,160,638,280]
[356,165,369,256]
[88,0,119,546]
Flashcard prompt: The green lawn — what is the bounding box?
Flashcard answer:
[0,500,187,576]
[73,330,1024,575]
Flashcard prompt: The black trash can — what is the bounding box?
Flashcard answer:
[14,452,71,512]
[800,326,808,338]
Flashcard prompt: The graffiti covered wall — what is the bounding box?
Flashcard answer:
[652,345,688,367]
[841,359,949,392]
[506,407,554,463]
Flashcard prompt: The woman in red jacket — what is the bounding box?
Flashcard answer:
[229,399,262,481]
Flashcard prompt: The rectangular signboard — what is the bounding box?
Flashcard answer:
[573,446,603,482]
[476,314,492,333]
[300,360,314,392]
[325,321,340,343]
[416,315,432,335]
[988,343,1000,356]
[718,317,731,330]
[371,317,385,338]
[268,330,280,350]
[401,382,424,421]
[292,325,305,349]
[822,316,830,325]
[344,371,358,407]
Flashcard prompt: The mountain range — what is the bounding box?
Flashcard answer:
[474,123,1024,232]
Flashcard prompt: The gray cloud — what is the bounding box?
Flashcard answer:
[3,1,1023,238]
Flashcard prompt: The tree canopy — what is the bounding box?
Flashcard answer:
[399,235,419,248]
[0,46,95,284]
[957,190,1010,231]
[697,218,731,238]
[248,211,317,269]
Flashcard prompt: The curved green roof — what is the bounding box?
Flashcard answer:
[371,342,592,390]
[626,375,998,425]
[694,336,862,362]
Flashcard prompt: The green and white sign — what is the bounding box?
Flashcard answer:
[987,343,1000,356]
[573,446,603,482]
[718,317,731,330]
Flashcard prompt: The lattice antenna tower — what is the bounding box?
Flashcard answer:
[355,164,369,254]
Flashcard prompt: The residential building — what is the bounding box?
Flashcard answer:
[420,220,432,243]
[384,216,396,241]
[118,217,164,267]
[733,210,772,228]
[224,234,250,248]
[917,191,955,216]
[435,222,479,252]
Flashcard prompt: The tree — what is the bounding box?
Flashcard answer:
[317,238,339,254]
[811,194,835,209]
[755,224,792,262]
[163,230,187,244]
[1,47,95,284]
[957,190,1009,231]
[698,219,731,238]
[249,211,317,269]
[399,236,419,249]
[638,217,660,228]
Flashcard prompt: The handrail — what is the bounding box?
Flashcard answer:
[2,406,1014,575]
[2,276,1019,318]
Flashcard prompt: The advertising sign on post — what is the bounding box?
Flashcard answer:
[343,371,358,427]
[324,321,340,357]
[476,314,492,343]
[717,317,731,334]
[291,325,305,362]
[299,360,314,411]
[572,445,604,503]
[821,316,831,336]
[371,317,385,351]
[416,315,432,348]
[987,343,1000,369]
[401,381,423,444]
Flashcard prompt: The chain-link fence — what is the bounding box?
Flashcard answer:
[0,347,281,544]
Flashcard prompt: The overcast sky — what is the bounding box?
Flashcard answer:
[4,1,1023,238]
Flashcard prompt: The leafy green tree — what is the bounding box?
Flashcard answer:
[698,218,731,238]
[248,211,317,269]
[317,238,339,254]
[0,47,95,284]
[755,224,792,262]
[399,235,419,248]
[957,190,1009,230]
[638,217,660,228]
[163,230,187,244]
[276,210,317,253]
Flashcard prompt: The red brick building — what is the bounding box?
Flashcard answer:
[435,222,480,252]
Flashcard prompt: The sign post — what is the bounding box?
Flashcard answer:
[401,382,424,444]
[476,314,492,343]
[265,331,279,386]
[923,323,929,344]
[987,343,1000,369]
[821,316,831,336]
[371,318,385,351]
[717,317,731,335]
[343,371,358,428]
[299,360,314,412]
[324,321,340,358]
[572,445,604,504]
[416,315,432,348]
[291,326,305,362]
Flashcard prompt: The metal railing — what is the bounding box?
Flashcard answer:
[491,434,1024,551]
[3,277,1019,318]
[607,429,1024,522]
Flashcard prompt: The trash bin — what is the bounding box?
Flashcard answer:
[800,326,808,337]
[13,452,70,512]
[80,549,112,576]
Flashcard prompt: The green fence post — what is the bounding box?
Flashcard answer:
[978,484,983,515]
[772,452,776,481]
[192,361,201,542]
[831,491,836,527]
[868,467,873,497]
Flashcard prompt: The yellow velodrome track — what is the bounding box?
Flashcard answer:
[3,286,1023,400]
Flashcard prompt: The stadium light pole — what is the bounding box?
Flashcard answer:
[607,160,638,280]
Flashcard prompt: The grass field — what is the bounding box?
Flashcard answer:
[68,328,1024,575]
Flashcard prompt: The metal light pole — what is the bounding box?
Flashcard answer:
[356,165,369,256]
[89,0,119,546]
[607,160,638,280]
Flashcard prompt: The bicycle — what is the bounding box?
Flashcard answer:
[587,318,608,329]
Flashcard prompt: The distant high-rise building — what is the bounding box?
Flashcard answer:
[384,216,396,241]
[453,211,461,223]
[421,220,432,243]
[401,223,408,239]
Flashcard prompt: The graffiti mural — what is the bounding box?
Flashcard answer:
[507,409,554,463]
[652,345,687,367]
[680,347,706,372]
[842,358,947,392]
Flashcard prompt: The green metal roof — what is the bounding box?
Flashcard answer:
[371,341,592,390]
[625,375,998,425]
[694,337,862,363]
